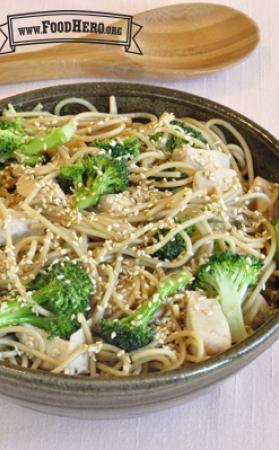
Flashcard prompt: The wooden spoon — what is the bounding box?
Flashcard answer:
[0,3,259,83]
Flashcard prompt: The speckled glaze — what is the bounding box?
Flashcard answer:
[0,83,278,420]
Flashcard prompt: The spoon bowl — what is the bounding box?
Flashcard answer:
[129,3,260,77]
[0,3,260,82]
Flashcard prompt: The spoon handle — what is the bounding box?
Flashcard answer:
[0,42,132,84]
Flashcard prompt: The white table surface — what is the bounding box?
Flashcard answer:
[0,0,278,449]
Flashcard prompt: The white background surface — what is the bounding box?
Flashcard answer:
[0,1,278,449]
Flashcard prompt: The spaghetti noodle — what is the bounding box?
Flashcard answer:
[0,96,278,377]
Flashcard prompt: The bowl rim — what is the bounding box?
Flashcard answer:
[0,81,278,393]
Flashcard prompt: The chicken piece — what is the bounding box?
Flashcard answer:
[17,326,89,374]
[172,146,230,172]
[9,162,56,179]
[16,174,37,198]
[16,174,65,205]
[244,294,272,329]
[193,168,241,195]
[98,191,135,213]
[250,176,279,218]
[186,291,232,355]
[41,335,69,370]
[33,163,58,176]
[42,327,88,374]
[0,209,38,245]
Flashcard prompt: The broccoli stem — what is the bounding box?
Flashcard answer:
[0,310,50,329]
[10,314,56,331]
[75,175,111,209]
[75,186,100,210]
[0,303,65,336]
[154,269,193,302]
[122,269,193,326]
[217,279,248,343]
[31,282,60,305]
[224,303,248,343]
[20,121,77,156]
[100,269,193,351]
[121,299,161,328]
[194,252,262,344]
[0,297,53,330]
[0,304,33,327]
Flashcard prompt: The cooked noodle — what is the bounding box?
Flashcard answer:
[0,96,278,377]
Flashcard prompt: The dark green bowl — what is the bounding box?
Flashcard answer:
[0,82,278,419]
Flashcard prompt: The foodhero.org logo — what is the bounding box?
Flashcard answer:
[19,18,123,37]
[0,10,143,54]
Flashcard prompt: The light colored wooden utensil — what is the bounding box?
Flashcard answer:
[0,3,259,83]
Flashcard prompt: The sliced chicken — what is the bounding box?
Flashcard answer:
[43,326,89,374]
[186,291,232,355]
[6,162,56,180]
[67,328,89,374]
[0,209,38,245]
[244,294,272,329]
[16,174,38,198]
[250,176,279,218]
[98,191,135,213]
[41,335,69,370]
[16,175,66,205]
[17,325,89,374]
[33,163,58,176]
[193,168,241,195]
[172,146,230,172]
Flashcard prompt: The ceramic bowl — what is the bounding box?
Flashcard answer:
[0,82,278,419]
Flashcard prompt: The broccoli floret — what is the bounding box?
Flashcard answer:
[272,219,279,265]
[0,118,24,134]
[91,136,141,159]
[0,115,76,166]
[170,120,207,144]
[0,261,95,339]
[164,134,185,152]
[18,121,77,165]
[58,160,86,192]
[0,119,26,162]
[177,215,194,236]
[150,132,185,153]
[194,252,263,343]
[154,230,186,261]
[29,260,94,313]
[153,216,194,261]
[59,154,129,210]
[149,119,207,153]
[101,269,193,352]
